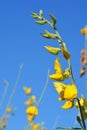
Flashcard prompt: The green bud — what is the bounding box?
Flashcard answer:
[35,20,47,25]
[32,12,38,18]
[39,10,43,17]
[44,46,61,55]
[63,68,71,79]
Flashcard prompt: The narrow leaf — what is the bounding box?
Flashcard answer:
[41,30,58,39]
[50,14,56,27]
[44,46,61,55]
[31,12,38,18]
[39,10,43,17]
[35,20,47,25]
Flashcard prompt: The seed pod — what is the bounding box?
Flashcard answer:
[44,46,61,55]
[35,20,47,25]
[62,47,70,60]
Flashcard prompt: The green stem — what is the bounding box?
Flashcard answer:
[2,64,23,117]
[37,69,49,106]
[76,98,86,130]
[43,17,75,84]
[0,85,9,108]
[24,69,49,130]
[68,58,75,84]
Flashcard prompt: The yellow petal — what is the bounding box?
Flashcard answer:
[26,106,38,116]
[58,94,65,101]
[53,82,66,94]
[27,115,34,121]
[24,87,31,95]
[64,84,78,100]
[49,73,63,80]
[62,101,74,109]
[24,100,32,106]
[30,95,36,101]
[54,58,63,74]
[31,123,40,129]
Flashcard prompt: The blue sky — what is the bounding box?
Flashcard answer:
[0,0,87,130]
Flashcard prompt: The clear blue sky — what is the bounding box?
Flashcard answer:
[0,0,87,130]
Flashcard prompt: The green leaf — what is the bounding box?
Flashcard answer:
[76,116,83,128]
[35,20,47,25]
[44,46,61,55]
[50,14,56,27]
[31,12,38,18]
[41,30,58,39]
[39,10,43,17]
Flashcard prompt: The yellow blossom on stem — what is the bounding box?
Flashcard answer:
[75,96,87,120]
[64,84,78,100]
[53,82,78,109]
[23,87,31,95]
[80,26,87,35]
[62,100,74,109]
[26,105,38,116]
[49,58,63,80]
[24,100,32,106]
[30,95,36,101]
[31,123,40,130]
[27,115,34,121]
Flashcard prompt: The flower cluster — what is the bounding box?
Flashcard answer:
[32,10,87,129]
[32,10,78,109]
[24,86,46,130]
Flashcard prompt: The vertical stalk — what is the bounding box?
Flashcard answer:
[76,98,86,130]
[84,30,87,88]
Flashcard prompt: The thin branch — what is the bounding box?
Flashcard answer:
[2,64,23,117]
[0,85,9,108]
[37,69,50,106]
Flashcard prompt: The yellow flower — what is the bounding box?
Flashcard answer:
[64,84,78,100]
[31,123,40,130]
[24,100,32,106]
[26,105,38,116]
[82,109,87,120]
[80,27,87,35]
[24,87,31,95]
[27,115,34,121]
[75,96,87,120]
[75,96,87,108]
[53,82,78,109]
[49,58,63,80]
[53,82,65,100]
[30,95,36,101]
[62,101,74,109]
[6,107,12,113]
